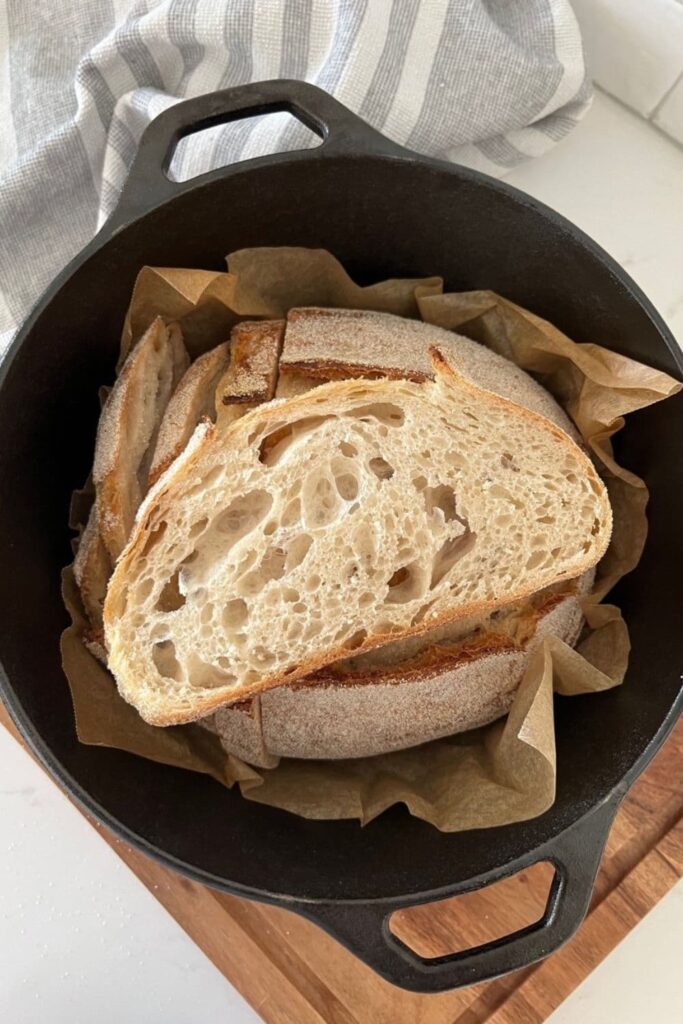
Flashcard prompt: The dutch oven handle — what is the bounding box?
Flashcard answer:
[109,79,404,228]
[288,797,620,993]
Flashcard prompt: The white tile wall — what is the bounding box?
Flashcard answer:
[572,0,683,142]
[654,74,683,145]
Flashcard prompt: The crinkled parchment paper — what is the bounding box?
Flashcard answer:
[61,248,681,831]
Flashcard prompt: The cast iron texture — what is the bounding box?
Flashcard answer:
[0,81,681,992]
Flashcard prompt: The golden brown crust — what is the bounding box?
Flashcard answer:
[105,352,611,726]
[216,319,284,412]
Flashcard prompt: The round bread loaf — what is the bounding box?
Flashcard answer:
[208,310,593,765]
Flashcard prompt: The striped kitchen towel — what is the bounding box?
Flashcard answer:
[0,0,590,353]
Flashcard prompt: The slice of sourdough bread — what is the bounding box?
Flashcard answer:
[73,503,112,662]
[93,317,188,561]
[104,350,611,726]
[148,342,230,487]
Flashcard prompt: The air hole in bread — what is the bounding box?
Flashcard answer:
[216,489,272,539]
[186,652,236,689]
[411,599,438,625]
[424,483,457,522]
[305,574,320,592]
[189,517,208,539]
[537,514,556,525]
[258,415,335,466]
[152,640,181,681]
[448,451,468,470]
[387,566,409,588]
[281,498,301,527]
[385,561,428,604]
[286,533,313,571]
[345,402,405,427]
[343,628,367,651]
[200,603,214,625]
[334,472,360,501]
[253,646,275,667]
[500,452,519,472]
[155,571,186,612]
[591,517,602,535]
[339,440,358,457]
[282,587,300,603]
[141,520,167,557]
[236,571,267,598]
[412,475,427,491]
[136,577,154,602]
[430,527,476,588]
[258,546,287,583]
[302,471,343,528]
[369,456,394,480]
[526,550,547,571]
[263,520,277,536]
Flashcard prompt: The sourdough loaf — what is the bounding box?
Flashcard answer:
[103,349,611,726]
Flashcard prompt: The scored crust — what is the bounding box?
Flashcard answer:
[215,319,283,423]
[281,307,580,441]
[103,348,611,726]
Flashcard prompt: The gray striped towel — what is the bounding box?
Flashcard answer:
[0,0,590,355]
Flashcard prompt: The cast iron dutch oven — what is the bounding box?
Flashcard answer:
[1,81,681,992]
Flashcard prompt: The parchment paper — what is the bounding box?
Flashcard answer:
[61,248,681,831]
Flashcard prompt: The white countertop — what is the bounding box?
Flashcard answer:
[1,89,682,1023]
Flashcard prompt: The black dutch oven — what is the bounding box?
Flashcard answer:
[0,81,681,993]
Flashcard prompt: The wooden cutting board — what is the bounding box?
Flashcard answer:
[2,702,681,1023]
